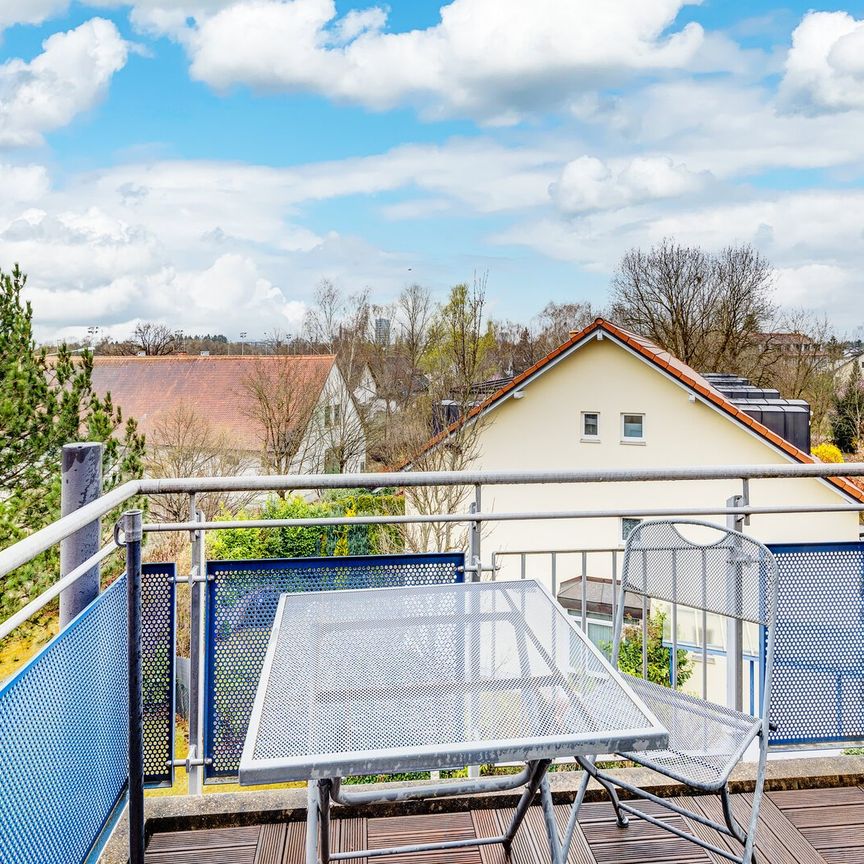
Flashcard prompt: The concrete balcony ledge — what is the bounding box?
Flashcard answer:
[99,755,864,863]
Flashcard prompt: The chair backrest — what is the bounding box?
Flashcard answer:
[613,520,779,699]
[620,520,778,626]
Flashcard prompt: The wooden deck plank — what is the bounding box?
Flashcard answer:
[254,824,287,864]
[145,849,257,864]
[804,826,864,849]
[770,788,864,809]
[144,787,864,864]
[677,797,728,864]
[497,807,543,864]
[820,851,864,864]
[148,826,262,853]
[688,796,743,860]
[366,812,481,864]
[523,805,555,863]
[552,804,596,864]
[282,822,306,864]
[337,818,368,864]
[782,804,864,830]
[471,809,508,864]
[732,793,826,864]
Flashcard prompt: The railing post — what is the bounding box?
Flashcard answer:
[469,484,481,582]
[188,496,206,795]
[59,442,102,627]
[124,509,145,864]
[580,551,588,632]
[726,494,745,712]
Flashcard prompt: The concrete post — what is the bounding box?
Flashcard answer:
[59,442,103,628]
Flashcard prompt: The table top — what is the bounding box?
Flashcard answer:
[239,579,666,784]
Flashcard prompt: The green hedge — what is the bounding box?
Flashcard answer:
[207,489,404,561]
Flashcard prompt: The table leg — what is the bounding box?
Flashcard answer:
[319,780,332,864]
[306,781,320,864]
[540,776,563,864]
[501,759,550,854]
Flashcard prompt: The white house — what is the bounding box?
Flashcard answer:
[90,354,367,475]
[403,318,864,704]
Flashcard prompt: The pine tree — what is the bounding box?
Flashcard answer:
[0,264,146,617]
[831,362,864,454]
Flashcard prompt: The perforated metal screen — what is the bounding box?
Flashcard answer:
[204,552,464,779]
[768,542,864,746]
[142,562,176,787]
[0,576,128,864]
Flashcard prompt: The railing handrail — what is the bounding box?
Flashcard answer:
[2,461,864,578]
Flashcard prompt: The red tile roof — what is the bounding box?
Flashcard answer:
[400,318,864,503]
[90,355,334,450]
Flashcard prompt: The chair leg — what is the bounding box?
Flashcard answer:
[720,786,748,846]
[576,756,629,828]
[741,731,769,864]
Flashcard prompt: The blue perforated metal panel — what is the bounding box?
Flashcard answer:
[0,576,128,864]
[767,542,864,746]
[203,552,465,779]
[142,562,176,787]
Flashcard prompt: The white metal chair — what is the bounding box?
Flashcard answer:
[560,519,779,864]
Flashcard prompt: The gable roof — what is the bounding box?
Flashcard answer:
[402,318,864,503]
[90,354,335,450]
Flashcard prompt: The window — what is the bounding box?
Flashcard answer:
[324,402,341,428]
[621,413,644,441]
[621,517,642,544]
[581,411,600,439]
[323,447,340,473]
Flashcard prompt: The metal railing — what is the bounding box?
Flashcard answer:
[4,461,864,864]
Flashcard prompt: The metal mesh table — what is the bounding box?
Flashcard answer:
[240,580,667,863]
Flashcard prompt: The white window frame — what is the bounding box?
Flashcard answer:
[581,411,600,442]
[620,412,645,443]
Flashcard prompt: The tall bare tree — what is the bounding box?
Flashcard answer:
[610,239,774,373]
[241,358,322,474]
[400,277,495,551]
[119,322,183,355]
[535,301,601,350]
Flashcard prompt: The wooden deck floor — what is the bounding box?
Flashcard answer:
[144,786,864,864]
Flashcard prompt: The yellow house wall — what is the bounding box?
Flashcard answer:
[460,335,859,587]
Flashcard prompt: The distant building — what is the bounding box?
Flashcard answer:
[752,331,820,355]
[90,354,366,475]
[374,318,391,347]
[835,348,864,383]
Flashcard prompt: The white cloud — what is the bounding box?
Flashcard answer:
[0,164,51,201]
[493,187,864,324]
[179,0,703,122]
[0,18,128,147]
[780,12,864,114]
[0,0,69,31]
[551,156,708,214]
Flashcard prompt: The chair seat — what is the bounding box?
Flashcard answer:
[617,674,762,791]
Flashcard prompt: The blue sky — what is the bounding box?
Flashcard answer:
[1,1,863,342]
